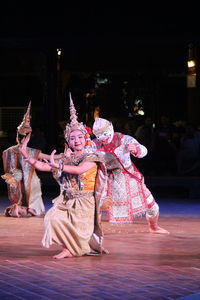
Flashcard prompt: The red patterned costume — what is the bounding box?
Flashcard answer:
[93,132,157,223]
[92,118,169,234]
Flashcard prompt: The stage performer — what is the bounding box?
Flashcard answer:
[92,117,169,234]
[2,102,45,217]
[19,94,108,258]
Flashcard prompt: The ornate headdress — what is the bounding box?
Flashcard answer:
[17,101,32,138]
[92,117,113,136]
[64,93,87,140]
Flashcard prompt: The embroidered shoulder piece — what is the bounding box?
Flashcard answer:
[81,152,105,164]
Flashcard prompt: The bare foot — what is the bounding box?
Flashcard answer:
[102,247,109,254]
[12,204,19,217]
[149,226,170,234]
[27,208,37,216]
[53,248,73,259]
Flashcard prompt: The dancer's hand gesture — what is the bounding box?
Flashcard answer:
[126,143,137,154]
[19,133,31,158]
[64,143,72,158]
[49,150,59,168]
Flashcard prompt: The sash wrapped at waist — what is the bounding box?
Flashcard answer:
[58,190,94,210]
[63,190,94,200]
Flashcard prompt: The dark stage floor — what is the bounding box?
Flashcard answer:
[0,184,200,300]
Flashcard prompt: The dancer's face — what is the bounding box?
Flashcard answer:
[69,130,86,151]
[17,133,27,145]
[95,127,114,144]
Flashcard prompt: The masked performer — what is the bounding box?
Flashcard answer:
[19,94,108,258]
[2,102,45,217]
[92,117,169,234]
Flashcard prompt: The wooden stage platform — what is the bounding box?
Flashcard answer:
[0,193,200,300]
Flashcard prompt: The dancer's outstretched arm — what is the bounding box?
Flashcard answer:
[49,150,96,175]
[19,133,51,172]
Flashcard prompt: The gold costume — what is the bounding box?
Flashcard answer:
[42,152,107,256]
[2,145,45,216]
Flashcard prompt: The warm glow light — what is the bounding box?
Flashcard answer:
[57,48,62,56]
[94,106,100,119]
[138,110,145,116]
[187,60,196,68]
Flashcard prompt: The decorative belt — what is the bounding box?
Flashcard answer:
[63,190,94,200]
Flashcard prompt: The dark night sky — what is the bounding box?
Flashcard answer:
[0,2,198,76]
[0,2,199,142]
[0,2,199,43]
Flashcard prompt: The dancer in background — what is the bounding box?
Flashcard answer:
[19,94,108,258]
[2,102,45,217]
[92,117,169,234]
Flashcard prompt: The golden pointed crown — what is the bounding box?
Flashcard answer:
[64,93,87,140]
[17,101,32,136]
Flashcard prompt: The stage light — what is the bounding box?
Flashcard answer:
[187,60,196,69]
[57,48,62,56]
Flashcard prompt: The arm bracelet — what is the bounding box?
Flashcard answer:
[25,156,37,166]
